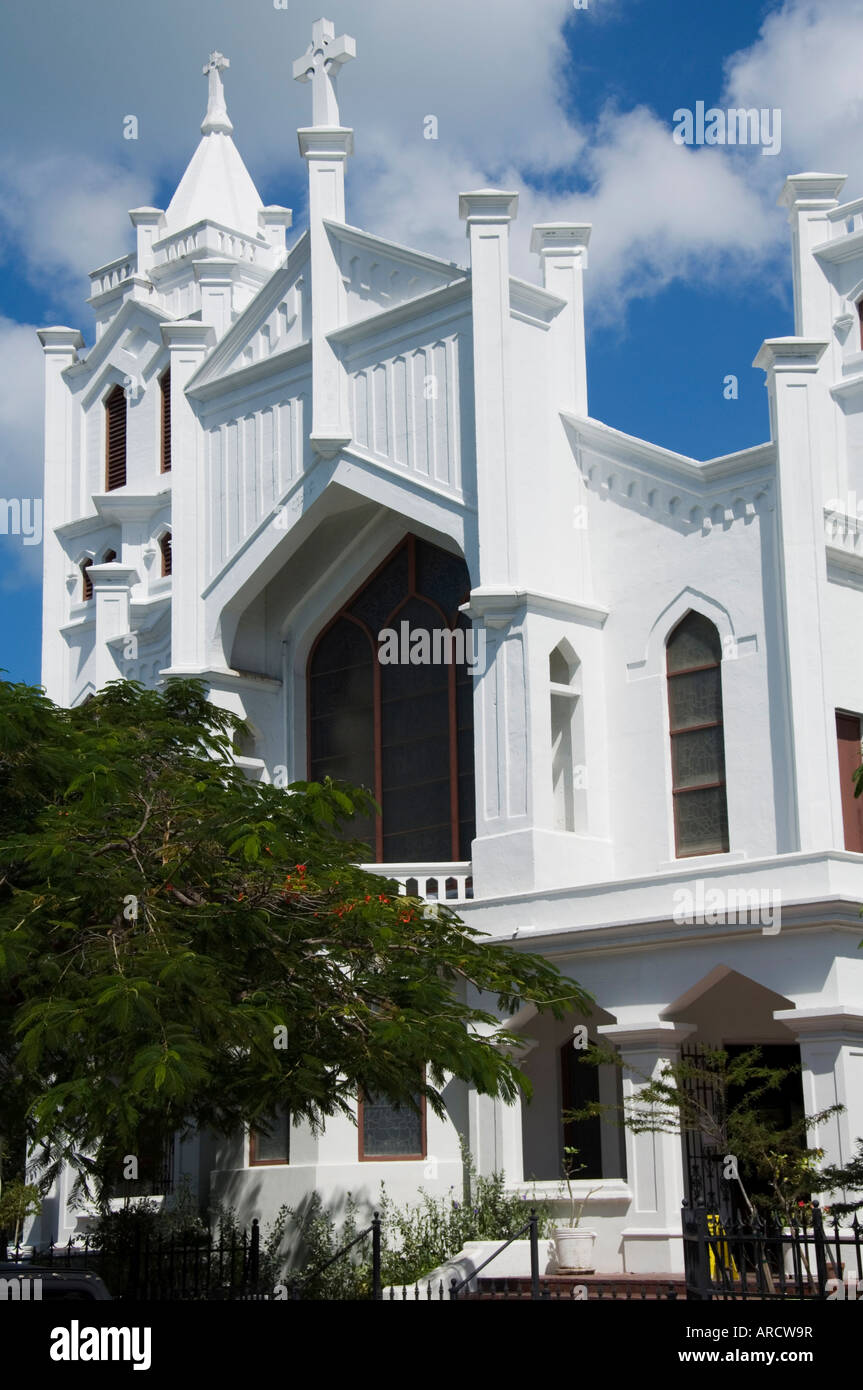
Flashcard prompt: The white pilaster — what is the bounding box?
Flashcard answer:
[598,1021,695,1274]
[160,320,216,673]
[531,223,591,416]
[460,189,519,586]
[38,326,84,703]
[773,1007,863,1179]
[531,223,594,605]
[754,338,837,852]
[298,127,353,457]
[779,175,845,340]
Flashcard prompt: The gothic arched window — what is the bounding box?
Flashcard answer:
[308,535,475,863]
[159,532,172,577]
[81,558,94,602]
[104,384,127,491]
[160,369,171,473]
[666,612,729,856]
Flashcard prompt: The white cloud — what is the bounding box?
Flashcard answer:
[0,156,156,313]
[723,0,863,186]
[0,315,44,586]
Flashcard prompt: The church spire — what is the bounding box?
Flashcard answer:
[163,52,264,238]
[293,18,356,128]
[202,51,233,135]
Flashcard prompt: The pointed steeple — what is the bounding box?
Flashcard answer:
[164,52,264,238]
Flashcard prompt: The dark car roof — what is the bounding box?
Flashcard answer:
[0,1265,112,1299]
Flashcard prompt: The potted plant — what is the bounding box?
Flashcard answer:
[550,1145,599,1273]
[0,1180,42,1260]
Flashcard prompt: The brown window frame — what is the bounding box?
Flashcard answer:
[858,300,863,352]
[160,368,171,473]
[307,534,473,864]
[358,1085,427,1163]
[248,1111,291,1167]
[104,383,127,492]
[666,613,730,858]
[836,710,863,852]
[159,532,172,577]
[81,558,94,602]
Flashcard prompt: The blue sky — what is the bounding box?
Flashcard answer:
[1,0,861,685]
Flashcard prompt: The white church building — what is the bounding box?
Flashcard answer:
[34,20,863,1274]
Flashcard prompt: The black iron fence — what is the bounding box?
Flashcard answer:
[683,1200,863,1300]
[6,1220,268,1301]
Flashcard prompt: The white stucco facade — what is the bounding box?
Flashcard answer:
[35,24,863,1274]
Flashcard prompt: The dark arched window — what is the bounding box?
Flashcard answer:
[159,532,172,577]
[103,549,117,564]
[309,535,475,863]
[666,612,729,856]
[105,384,127,491]
[160,369,171,473]
[81,558,94,602]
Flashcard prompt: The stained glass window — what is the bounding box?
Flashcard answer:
[360,1091,425,1159]
[667,613,729,856]
[250,1108,291,1165]
[308,536,475,862]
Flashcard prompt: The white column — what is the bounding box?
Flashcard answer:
[773,1007,863,1179]
[779,175,845,340]
[298,127,353,458]
[160,320,216,673]
[459,189,519,586]
[754,338,837,852]
[37,327,84,703]
[598,1021,695,1274]
[531,223,591,416]
[530,223,594,606]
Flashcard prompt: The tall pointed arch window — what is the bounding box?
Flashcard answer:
[80,558,94,602]
[308,535,475,863]
[667,612,729,856]
[159,532,172,577]
[104,383,127,491]
[160,369,171,473]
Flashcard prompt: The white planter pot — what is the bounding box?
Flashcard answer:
[552,1227,596,1273]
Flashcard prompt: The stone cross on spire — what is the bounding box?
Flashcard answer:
[293,18,356,128]
[202,51,233,135]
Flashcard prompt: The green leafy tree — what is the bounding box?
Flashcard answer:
[0,677,589,1202]
[0,1178,41,1247]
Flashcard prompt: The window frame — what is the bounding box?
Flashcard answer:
[306,534,473,864]
[666,613,729,858]
[248,1110,291,1167]
[357,1086,427,1163]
